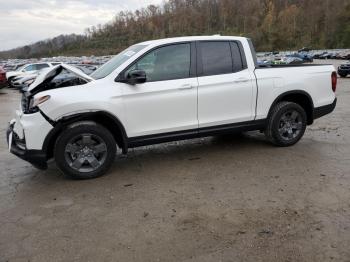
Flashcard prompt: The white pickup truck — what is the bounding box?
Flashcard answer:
[7,36,337,179]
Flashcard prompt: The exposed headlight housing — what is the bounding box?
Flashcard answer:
[24,95,51,114]
[31,95,51,108]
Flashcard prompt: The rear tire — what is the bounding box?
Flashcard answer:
[339,73,347,78]
[265,102,307,147]
[54,121,116,179]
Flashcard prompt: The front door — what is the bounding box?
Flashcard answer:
[121,43,198,138]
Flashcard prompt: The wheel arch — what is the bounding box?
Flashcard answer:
[268,90,315,125]
[42,111,129,160]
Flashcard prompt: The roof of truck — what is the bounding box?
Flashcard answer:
[138,35,248,46]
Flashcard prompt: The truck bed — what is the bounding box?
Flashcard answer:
[253,63,336,121]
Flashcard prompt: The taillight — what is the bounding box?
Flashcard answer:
[331,72,337,92]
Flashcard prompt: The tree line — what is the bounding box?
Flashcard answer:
[1,0,349,59]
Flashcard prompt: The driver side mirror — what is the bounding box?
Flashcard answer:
[125,70,147,85]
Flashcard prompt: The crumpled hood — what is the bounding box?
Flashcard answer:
[28,64,94,92]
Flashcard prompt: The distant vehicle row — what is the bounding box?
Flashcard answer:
[314,51,350,60]
[6,62,61,88]
[5,63,97,91]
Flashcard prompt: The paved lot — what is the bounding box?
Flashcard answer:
[0,60,349,262]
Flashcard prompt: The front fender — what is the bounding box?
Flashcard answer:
[38,84,125,125]
[41,110,129,157]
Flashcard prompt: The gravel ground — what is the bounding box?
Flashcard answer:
[0,60,349,262]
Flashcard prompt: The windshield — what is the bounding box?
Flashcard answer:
[90,44,147,80]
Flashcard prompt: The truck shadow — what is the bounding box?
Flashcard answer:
[33,131,272,181]
[9,131,280,187]
[123,131,270,159]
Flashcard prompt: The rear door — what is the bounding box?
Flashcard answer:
[197,41,256,128]
[121,43,198,138]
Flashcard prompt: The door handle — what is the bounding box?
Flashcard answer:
[178,84,193,90]
[233,78,250,83]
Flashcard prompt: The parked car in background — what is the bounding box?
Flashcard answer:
[319,53,329,59]
[3,64,19,72]
[336,52,350,60]
[338,62,350,77]
[71,64,98,75]
[313,52,328,59]
[6,62,61,87]
[11,73,38,91]
[289,53,313,63]
[12,64,97,92]
[0,66,7,89]
[7,36,337,179]
[258,55,304,66]
[344,53,350,60]
[319,52,338,60]
[283,57,304,64]
[330,53,340,59]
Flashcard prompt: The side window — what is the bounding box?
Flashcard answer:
[35,64,50,70]
[199,41,233,76]
[230,42,244,72]
[126,43,191,82]
[23,65,35,72]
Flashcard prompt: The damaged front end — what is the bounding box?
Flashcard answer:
[7,120,48,170]
[22,64,94,114]
[7,64,95,169]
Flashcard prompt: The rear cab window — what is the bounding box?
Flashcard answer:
[197,41,245,77]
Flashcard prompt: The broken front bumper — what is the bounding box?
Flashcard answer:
[6,121,48,170]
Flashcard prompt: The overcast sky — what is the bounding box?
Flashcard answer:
[0,0,163,51]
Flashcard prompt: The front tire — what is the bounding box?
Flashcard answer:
[54,121,116,179]
[265,102,307,147]
[339,73,347,78]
